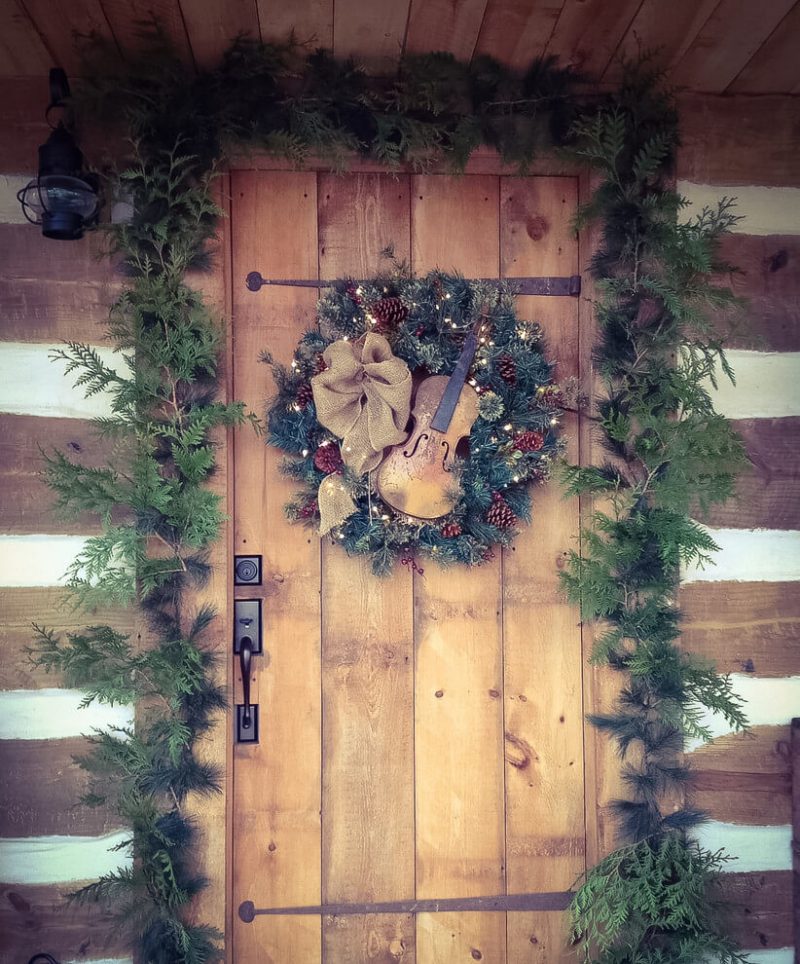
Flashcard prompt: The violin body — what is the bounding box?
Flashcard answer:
[376,375,479,520]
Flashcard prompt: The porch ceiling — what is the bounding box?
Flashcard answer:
[1,0,799,94]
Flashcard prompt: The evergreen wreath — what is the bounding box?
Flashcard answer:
[265,271,564,574]
[26,27,752,964]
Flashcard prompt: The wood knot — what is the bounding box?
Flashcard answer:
[526,215,548,241]
[767,249,788,272]
[435,689,444,698]
[505,731,534,769]
[471,950,483,960]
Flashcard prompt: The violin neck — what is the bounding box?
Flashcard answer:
[430,327,479,433]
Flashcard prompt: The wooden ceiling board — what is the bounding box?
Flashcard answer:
[21,0,117,74]
[727,0,800,93]
[542,0,644,77]
[472,0,565,69]
[601,0,719,85]
[670,0,797,92]
[257,0,333,49]
[99,0,194,66]
[179,0,259,68]
[0,0,54,75]
[404,0,489,61]
[333,0,411,70]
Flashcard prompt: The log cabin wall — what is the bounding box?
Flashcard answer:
[0,75,798,964]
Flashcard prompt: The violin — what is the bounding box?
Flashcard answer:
[376,321,481,520]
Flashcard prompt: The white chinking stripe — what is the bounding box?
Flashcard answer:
[707,350,800,419]
[0,688,134,739]
[685,674,800,748]
[737,953,794,964]
[0,534,91,587]
[678,181,800,236]
[0,830,132,885]
[682,527,800,583]
[693,822,792,873]
[0,342,121,419]
[0,175,30,224]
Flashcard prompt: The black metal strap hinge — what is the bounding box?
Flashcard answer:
[238,890,573,922]
[245,272,581,297]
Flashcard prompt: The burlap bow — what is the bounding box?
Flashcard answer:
[311,333,412,535]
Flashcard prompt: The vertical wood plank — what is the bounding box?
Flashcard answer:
[257,0,333,48]
[411,174,506,964]
[185,175,232,946]
[473,0,565,69]
[318,173,416,963]
[333,0,411,72]
[404,0,489,61]
[670,0,797,93]
[231,170,322,964]
[792,717,800,956]
[179,0,259,68]
[500,175,583,963]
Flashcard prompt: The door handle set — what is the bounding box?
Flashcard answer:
[234,569,263,744]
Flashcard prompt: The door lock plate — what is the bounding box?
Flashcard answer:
[234,599,262,654]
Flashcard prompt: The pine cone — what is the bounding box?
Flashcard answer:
[442,521,462,538]
[296,382,314,408]
[314,353,327,374]
[513,430,545,453]
[299,499,318,519]
[498,354,517,384]
[345,282,363,305]
[486,492,517,529]
[370,297,408,332]
[313,443,343,474]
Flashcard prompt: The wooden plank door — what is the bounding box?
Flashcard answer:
[230,169,583,964]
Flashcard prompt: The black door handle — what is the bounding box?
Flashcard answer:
[240,636,254,730]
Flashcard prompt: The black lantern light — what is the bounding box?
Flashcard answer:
[17,68,99,240]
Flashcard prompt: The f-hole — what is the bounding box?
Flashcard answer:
[441,439,451,471]
[404,432,429,458]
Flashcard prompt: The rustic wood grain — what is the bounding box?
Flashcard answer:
[333,0,411,71]
[473,0,565,69]
[688,725,793,827]
[182,175,232,948]
[21,0,118,75]
[542,0,643,78]
[99,0,193,65]
[0,1,52,77]
[318,172,415,963]
[670,0,797,93]
[0,737,125,837]
[0,78,50,175]
[257,0,333,48]
[792,717,799,956]
[411,173,506,962]
[404,0,488,61]
[231,170,322,963]
[323,913,416,963]
[0,882,127,964]
[0,586,134,689]
[0,414,114,535]
[698,418,800,530]
[677,94,800,188]
[711,234,800,352]
[680,582,800,678]
[729,2,800,94]
[602,0,718,86]
[717,870,795,950]
[500,174,583,963]
[179,0,259,68]
[0,223,119,292]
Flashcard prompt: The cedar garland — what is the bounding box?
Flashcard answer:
[32,30,750,964]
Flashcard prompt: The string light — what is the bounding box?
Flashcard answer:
[302,448,309,457]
